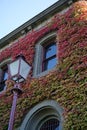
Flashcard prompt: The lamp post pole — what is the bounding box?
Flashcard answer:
[8,84,22,130]
[7,55,31,130]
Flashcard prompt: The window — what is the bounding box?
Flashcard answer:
[42,41,56,71]
[20,100,64,130]
[33,32,57,77]
[40,118,59,130]
[0,58,11,93]
[0,66,8,92]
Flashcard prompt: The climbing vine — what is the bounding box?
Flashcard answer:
[0,1,87,130]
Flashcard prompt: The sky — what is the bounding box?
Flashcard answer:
[0,0,58,39]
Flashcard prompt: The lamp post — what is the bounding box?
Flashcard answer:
[7,55,31,130]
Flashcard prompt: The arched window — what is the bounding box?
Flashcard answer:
[33,32,58,77]
[20,100,64,130]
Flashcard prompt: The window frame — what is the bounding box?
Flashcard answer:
[0,58,11,93]
[0,66,8,92]
[20,100,64,130]
[33,32,58,77]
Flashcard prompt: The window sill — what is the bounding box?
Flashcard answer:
[33,66,57,78]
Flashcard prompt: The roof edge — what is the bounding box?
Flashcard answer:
[0,0,76,48]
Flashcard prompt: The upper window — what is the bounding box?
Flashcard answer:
[42,41,56,71]
[0,66,8,92]
[33,32,57,77]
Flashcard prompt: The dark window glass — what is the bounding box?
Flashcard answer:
[43,42,57,71]
[0,67,8,92]
[40,118,59,130]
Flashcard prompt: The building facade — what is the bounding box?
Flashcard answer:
[0,0,87,130]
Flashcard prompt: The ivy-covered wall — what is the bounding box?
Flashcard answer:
[0,1,87,130]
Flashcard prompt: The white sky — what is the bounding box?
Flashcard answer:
[0,0,58,39]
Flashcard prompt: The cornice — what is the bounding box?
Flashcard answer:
[0,0,77,48]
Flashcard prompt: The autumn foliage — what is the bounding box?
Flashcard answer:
[0,1,87,130]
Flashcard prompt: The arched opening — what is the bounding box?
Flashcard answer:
[20,100,64,130]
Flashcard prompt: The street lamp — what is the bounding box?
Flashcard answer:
[7,55,31,130]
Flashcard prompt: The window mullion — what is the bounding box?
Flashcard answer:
[43,54,56,62]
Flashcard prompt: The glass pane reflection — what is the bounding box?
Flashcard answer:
[45,43,56,59]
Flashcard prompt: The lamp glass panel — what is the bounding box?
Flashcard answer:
[9,59,19,76]
[20,59,31,79]
[12,77,18,81]
[17,78,24,83]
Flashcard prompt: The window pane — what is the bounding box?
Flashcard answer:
[45,43,56,59]
[0,82,6,92]
[40,119,59,130]
[0,67,8,92]
[44,57,56,71]
[55,126,59,130]
[3,72,8,80]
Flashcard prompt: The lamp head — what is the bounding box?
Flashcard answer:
[8,55,31,83]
